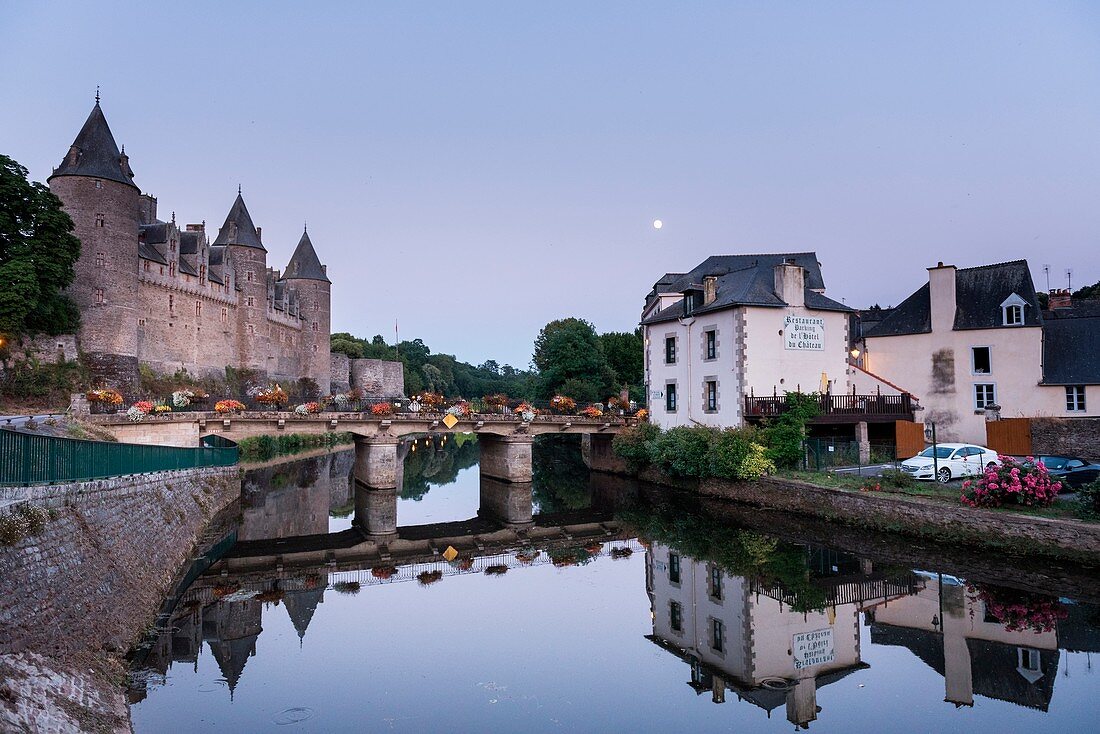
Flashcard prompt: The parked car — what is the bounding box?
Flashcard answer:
[1028,456,1100,490]
[900,443,1001,483]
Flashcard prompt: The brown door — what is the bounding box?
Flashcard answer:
[986,418,1032,457]
[895,420,925,460]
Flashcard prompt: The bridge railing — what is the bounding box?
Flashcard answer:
[0,428,239,486]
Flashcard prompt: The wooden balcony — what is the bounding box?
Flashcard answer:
[743,393,915,424]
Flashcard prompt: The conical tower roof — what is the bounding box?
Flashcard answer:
[49,99,137,189]
[284,228,330,282]
[212,192,266,251]
[283,587,325,641]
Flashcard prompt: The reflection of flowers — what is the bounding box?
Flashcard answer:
[610,547,634,559]
[333,581,362,595]
[452,557,474,571]
[515,549,540,564]
[417,570,443,586]
[215,399,246,414]
[968,582,1068,633]
[371,566,397,579]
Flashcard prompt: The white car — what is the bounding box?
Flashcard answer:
[900,443,1001,483]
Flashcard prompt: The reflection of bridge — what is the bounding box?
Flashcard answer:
[91,411,634,482]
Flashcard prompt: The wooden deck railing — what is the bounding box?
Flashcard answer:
[744,393,914,422]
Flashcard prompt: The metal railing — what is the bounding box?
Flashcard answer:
[803,438,900,473]
[745,393,914,420]
[0,428,239,486]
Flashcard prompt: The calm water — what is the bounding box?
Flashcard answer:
[129,435,1100,733]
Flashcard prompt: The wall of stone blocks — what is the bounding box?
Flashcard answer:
[1031,418,1100,461]
[330,353,351,393]
[8,334,79,364]
[135,277,239,380]
[0,466,240,732]
[350,358,405,397]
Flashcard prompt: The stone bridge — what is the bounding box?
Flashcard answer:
[89,411,634,482]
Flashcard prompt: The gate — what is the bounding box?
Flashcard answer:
[895,420,925,460]
[986,418,1033,456]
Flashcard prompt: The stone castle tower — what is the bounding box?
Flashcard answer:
[47,97,334,394]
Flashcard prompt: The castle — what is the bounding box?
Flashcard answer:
[48,98,334,394]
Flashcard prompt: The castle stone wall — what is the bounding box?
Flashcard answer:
[350,358,405,397]
[330,353,351,393]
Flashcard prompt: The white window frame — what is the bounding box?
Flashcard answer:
[974,383,996,409]
[971,346,992,375]
[1000,293,1028,326]
[1066,386,1086,412]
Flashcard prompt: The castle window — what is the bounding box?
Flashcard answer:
[200,265,206,283]
[169,262,176,277]
[95,252,106,268]
[138,318,145,327]
[312,345,318,353]
[221,307,228,323]
[95,180,102,189]
[168,294,174,313]
[143,260,151,272]
[159,266,164,275]
[94,288,104,306]
[314,303,319,312]
[311,322,318,332]
[246,271,254,283]
[95,213,104,227]
[195,301,202,317]
[247,296,255,307]
[247,324,255,336]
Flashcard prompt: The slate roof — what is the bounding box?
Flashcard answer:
[641,252,848,325]
[49,101,138,189]
[209,245,226,266]
[212,193,265,251]
[179,231,201,255]
[284,230,330,282]
[139,222,168,245]
[1042,317,1100,385]
[865,261,1042,337]
[178,258,198,277]
[138,242,168,265]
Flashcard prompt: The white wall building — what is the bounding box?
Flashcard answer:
[640,254,855,430]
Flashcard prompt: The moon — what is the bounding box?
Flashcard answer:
[653,219,663,230]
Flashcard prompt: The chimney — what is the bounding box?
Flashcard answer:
[774,259,805,308]
[928,262,957,332]
[186,223,204,232]
[702,275,718,305]
[321,264,327,274]
[137,194,158,225]
[1048,289,1072,310]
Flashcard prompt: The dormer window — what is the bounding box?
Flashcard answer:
[1000,293,1027,326]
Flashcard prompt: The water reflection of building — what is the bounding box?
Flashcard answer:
[241,451,355,540]
[869,574,1060,710]
[645,542,921,728]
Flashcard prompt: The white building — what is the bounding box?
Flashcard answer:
[640,254,856,431]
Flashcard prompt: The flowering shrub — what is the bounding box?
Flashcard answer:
[418,392,444,410]
[127,401,155,422]
[153,404,172,414]
[607,396,628,410]
[514,401,539,418]
[579,405,603,418]
[370,402,394,416]
[294,402,322,416]
[968,583,1068,633]
[371,566,397,579]
[417,570,443,586]
[331,393,350,408]
[86,388,123,405]
[254,384,289,407]
[484,393,509,409]
[446,402,471,417]
[132,400,155,414]
[171,389,195,408]
[634,408,649,422]
[550,395,576,413]
[215,399,246,414]
[961,456,1061,508]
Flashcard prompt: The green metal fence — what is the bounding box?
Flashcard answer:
[0,428,239,486]
[803,438,899,474]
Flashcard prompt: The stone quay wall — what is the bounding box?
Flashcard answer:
[1030,417,1100,461]
[0,466,240,733]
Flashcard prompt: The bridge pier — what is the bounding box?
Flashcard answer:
[581,433,629,474]
[353,485,398,538]
[479,476,533,528]
[354,435,400,489]
[478,434,534,483]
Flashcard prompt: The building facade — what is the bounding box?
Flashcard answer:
[640,254,854,430]
[47,99,333,393]
[858,260,1099,444]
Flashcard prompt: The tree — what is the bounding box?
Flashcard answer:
[0,154,82,338]
[599,329,643,393]
[531,317,615,400]
[1073,280,1100,301]
[330,332,364,358]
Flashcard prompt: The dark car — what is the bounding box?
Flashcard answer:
[1033,455,1100,490]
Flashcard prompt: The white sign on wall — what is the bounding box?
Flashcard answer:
[792,628,835,670]
[784,315,825,351]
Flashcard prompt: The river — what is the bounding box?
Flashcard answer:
[127,435,1100,732]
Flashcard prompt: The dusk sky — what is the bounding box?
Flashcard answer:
[2,2,1098,368]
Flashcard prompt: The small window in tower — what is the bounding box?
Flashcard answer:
[94,288,104,306]
[246,271,254,283]
[95,180,102,189]
[312,344,318,353]
[314,303,320,312]
[311,322,318,332]
[95,213,105,227]
[137,318,145,327]
[200,265,206,282]
[247,296,255,307]
[247,324,255,336]
[168,294,174,312]
[143,260,150,272]
[221,307,228,323]
[195,301,202,317]
[95,252,106,268]
[169,262,176,277]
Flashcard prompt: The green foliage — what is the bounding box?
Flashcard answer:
[759,392,820,469]
[0,154,82,338]
[330,332,364,358]
[598,329,644,393]
[531,317,615,401]
[612,422,660,470]
[0,503,50,545]
[649,426,714,477]
[0,357,88,407]
[238,432,352,462]
[879,468,915,489]
[532,435,592,513]
[1075,478,1100,522]
[710,427,775,480]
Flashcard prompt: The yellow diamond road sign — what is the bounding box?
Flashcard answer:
[442,545,458,562]
[442,413,459,429]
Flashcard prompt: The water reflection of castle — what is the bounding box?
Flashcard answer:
[645,543,1099,725]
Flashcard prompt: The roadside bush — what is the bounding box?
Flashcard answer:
[650,426,714,477]
[709,427,774,480]
[612,422,660,470]
[1076,478,1100,522]
[758,392,820,469]
[961,456,1060,509]
[879,469,915,489]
